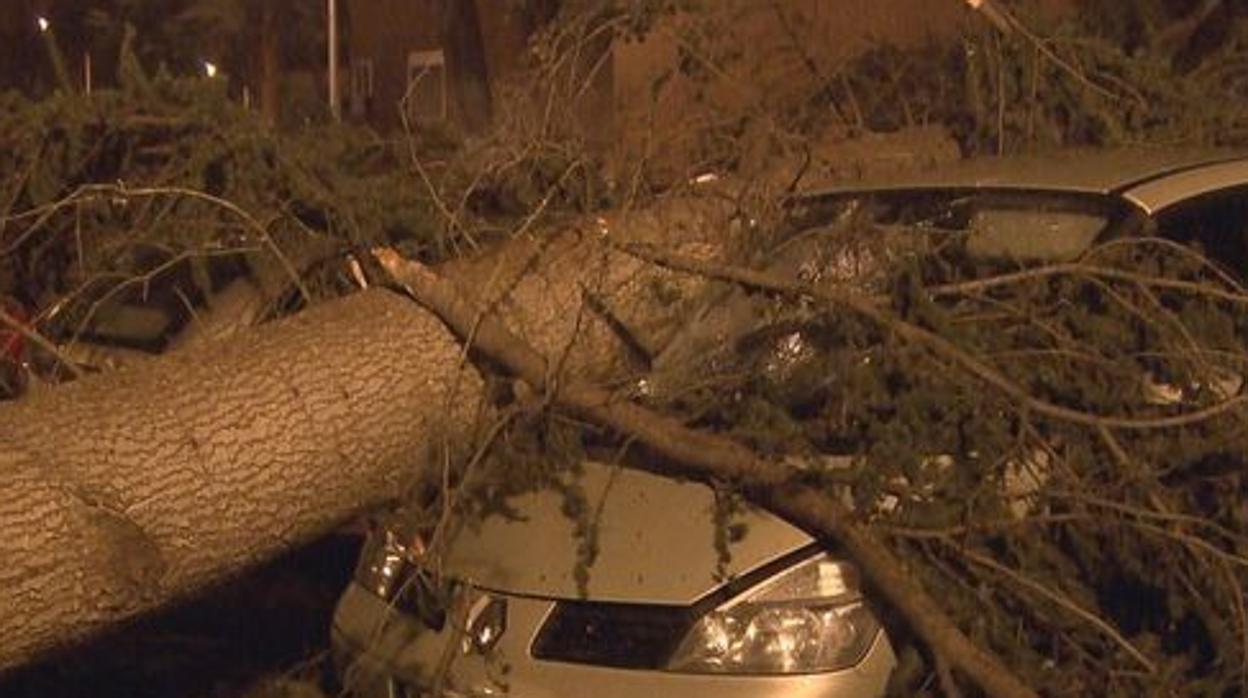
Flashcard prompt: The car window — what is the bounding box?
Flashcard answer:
[966,207,1106,262]
[641,189,1127,455]
[657,190,1118,374]
[788,190,1115,264]
[1153,186,1248,282]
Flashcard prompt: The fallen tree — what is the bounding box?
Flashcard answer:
[0,290,482,670]
[0,188,742,672]
[7,3,1248,695]
[376,248,1041,698]
[372,211,1248,697]
[9,189,1248,696]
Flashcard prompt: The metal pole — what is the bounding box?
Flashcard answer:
[328,0,341,121]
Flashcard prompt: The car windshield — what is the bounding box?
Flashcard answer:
[788,188,1116,262]
[644,188,1120,449]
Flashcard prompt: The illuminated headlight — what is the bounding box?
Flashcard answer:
[667,554,879,674]
[354,527,424,601]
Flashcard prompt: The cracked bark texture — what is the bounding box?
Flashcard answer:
[0,290,484,672]
[440,196,737,381]
[0,196,741,672]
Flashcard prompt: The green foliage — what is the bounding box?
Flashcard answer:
[645,217,1248,695]
[11,3,1245,693]
[363,4,1248,693]
[0,70,447,349]
[407,184,1248,694]
[828,1,1248,154]
[83,0,325,86]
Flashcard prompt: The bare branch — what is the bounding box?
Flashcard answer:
[611,240,1248,430]
[375,247,1041,698]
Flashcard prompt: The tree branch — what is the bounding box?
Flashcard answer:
[610,240,1248,430]
[0,306,83,380]
[375,247,1041,698]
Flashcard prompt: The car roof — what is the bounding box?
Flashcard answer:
[813,147,1248,214]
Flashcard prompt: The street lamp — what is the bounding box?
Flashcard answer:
[36,16,93,93]
[203,61,219,79]
[964,0,1011,33]
[35,16,74,93]
[328,0,340,121]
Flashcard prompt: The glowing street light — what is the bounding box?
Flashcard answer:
[964,0,1011,33]
[203,61,219,78]
[35,16,73,93]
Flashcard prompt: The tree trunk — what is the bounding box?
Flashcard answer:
[441,0,493,132]
[258,1,281,126]
[0,196,736,672]
[0,290,483,672]
[436,197,734,380]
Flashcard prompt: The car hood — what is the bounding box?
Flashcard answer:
[440,461,813,605]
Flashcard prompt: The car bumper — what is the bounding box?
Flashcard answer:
[331,581,896,698]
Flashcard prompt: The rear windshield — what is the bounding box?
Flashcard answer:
[786,188,1120,265]
[644,189,1126,449]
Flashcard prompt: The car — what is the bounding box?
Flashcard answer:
[332,460,894,698]
[331,148,1248,698]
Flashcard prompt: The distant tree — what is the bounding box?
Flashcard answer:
[174,0,326,124]
[442,0,493,132]
[83,0,327,124]
[0,2,40,94]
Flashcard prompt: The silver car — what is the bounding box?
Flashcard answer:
[332,148,1248,698]
[333,461,895,697]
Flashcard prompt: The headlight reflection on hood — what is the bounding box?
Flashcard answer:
[668,554,879,674]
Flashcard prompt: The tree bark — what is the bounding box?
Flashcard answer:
[441,0,493,132]
[258,0,281,126]
[0,196,737,672]
[436,195,736,380]
[0,290,483,672]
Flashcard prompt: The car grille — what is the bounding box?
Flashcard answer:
[530,600,695,670]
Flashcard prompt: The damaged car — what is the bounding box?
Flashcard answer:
[331,148,1248,697]
[334,461,894,698]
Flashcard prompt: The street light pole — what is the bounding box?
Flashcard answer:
[36,17,74,94]
[328,0,341,121]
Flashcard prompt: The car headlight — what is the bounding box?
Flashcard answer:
[667,553,880,674]
[354,527,423,601]
[354,525,453,631]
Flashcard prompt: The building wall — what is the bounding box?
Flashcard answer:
[346,0,443,131]
[346,0,528,132]
[610,0,1076,181]
[612,0,1079,107]
[347,0,1074,139]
